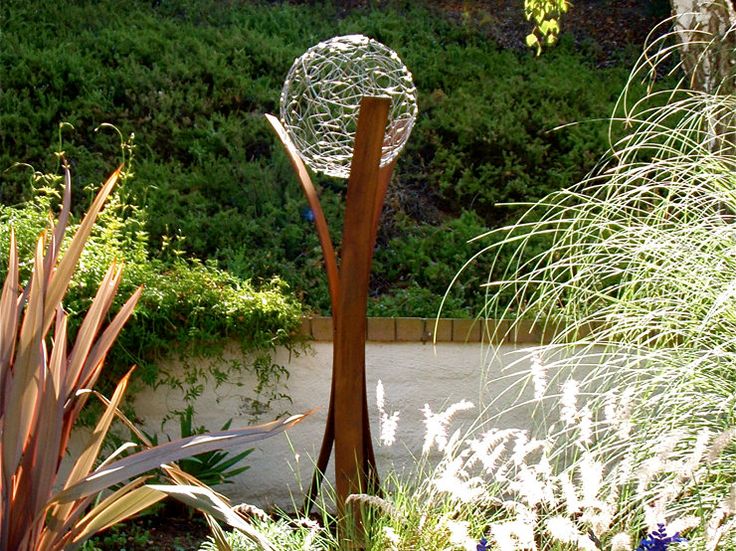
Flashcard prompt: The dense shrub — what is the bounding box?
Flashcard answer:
[370,211,486,317]
[0,0,638,316]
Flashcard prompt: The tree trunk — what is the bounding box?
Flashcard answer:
[671,0,736,94]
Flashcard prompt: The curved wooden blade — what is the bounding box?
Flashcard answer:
[334,96,390,507]
[304,384,335,512]
[370,159,397,249]
[266,114,340,319]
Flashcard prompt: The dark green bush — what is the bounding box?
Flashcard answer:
[0,0,638,317]
[370,211,489,317]
[412,43,628,225]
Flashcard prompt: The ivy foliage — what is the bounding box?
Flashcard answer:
[0,0,638,317]
[0,164,303,403]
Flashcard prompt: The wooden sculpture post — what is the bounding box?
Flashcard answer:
[266,96,396,529]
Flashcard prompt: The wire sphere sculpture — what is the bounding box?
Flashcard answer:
[280,34,418,179]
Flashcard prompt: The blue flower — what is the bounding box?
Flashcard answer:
[636,523,687,551]
[301,206,316,222]
[476,536,489,551]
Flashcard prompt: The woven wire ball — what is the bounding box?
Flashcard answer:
[280,34,418,179]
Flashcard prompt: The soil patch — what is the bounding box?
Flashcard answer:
[88,509,212,551]
[429,0,671,60]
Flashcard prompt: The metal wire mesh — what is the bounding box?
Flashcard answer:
[280,34,418,179]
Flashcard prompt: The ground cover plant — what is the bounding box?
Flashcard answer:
[0,0,663,316]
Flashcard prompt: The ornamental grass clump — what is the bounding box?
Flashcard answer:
[360,384,735,550]
[450,23,736,551]
[195,369,734,549]
[208,378,733,549]
[0,161,308,551]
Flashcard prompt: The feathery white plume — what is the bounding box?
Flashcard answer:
[376,379,401,447]
[610,532,632,551]
[433,452,485,503]
[511,465,547,507]
[421,400,474,454]
[467,428,515,475]
[559,470,581,515]
[490,519,536,551]
[577,404,593,447]
[707,428,736,463]
[560,380,579,427]
[579,452,603,507]
[545,516,580,544]
[442,518,476,551]
[530,351,547,401]
[382,526,400,550]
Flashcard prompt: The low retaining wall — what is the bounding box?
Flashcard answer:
[300,316,560,344]
[130,318,559,509]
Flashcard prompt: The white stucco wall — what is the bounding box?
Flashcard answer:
[130,340,553,510]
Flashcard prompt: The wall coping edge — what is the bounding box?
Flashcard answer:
[298,316,581,344]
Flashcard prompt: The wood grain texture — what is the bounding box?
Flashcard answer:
[267,99,392,543]
[334,97,390,505]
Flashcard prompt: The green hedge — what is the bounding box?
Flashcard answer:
[0,0,637,317]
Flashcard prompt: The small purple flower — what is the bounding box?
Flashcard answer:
[476,536,489,551]
[636,523,687,551]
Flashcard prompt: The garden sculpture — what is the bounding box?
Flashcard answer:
[266,34,417,526]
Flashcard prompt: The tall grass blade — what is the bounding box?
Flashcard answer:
[29,308,66,520]
[204,515,233,551]
[78,285,142,392]
[64,263,122,397]
[43,164,122,333]
[0,229,19,375]
[48,368,136,533]
[42,162,72,285]
[3,238,46,483]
